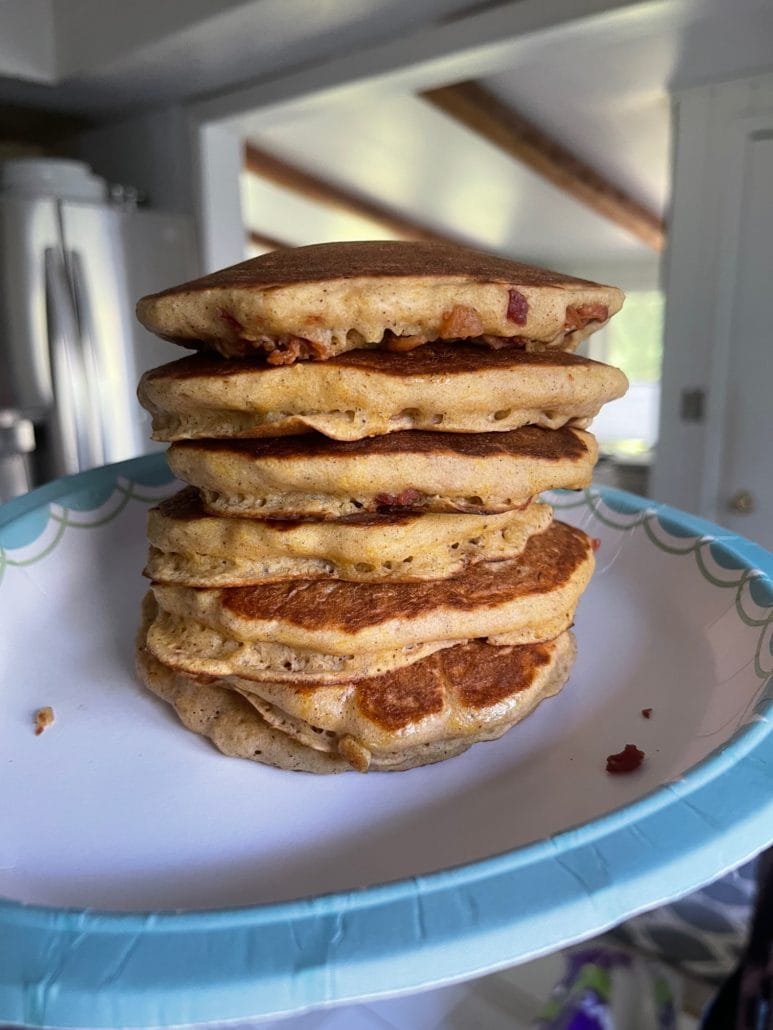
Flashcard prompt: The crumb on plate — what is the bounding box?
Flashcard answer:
[34,706,55,736]
[606,743,645,774]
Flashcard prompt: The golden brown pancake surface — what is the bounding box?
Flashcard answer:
[145,487,554,586]
[173,424,591,461]
[166,426,597,519]
[149,521,594,656]
[232,629,578,768]
[136,241,623,361]
[143,241,613,294]
[141,342,611,380]
[137,592,576,772]
[354,637,553,732]
[138,344,628,442]
[219,521,589,632]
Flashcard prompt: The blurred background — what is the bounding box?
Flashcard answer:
[1,0,770,547]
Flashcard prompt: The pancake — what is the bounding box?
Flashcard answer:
[145,488,554,586]
[149,521,594,662]
[136,597,576,773]
[138,345,628,442]
[232,630,577,771]
[166,426,597,519]
[135,241,623,362]
[136,605,348,774]
[145,604,457,684]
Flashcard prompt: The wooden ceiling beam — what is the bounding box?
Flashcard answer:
[247,229,291,251]
[421,81,665,252]
[244,142,467,247]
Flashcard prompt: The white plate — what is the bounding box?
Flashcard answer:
[0,455,771,1028]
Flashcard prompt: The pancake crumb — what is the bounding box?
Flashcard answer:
[34,706,55,736]
[606,743,644,774]
[337,735,371,772]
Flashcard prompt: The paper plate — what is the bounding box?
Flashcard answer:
[1,454,771,1028]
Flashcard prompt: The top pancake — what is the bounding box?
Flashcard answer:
[136,241,624,362]
[138,344,628,442]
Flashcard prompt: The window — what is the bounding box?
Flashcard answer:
[583,290,664,458]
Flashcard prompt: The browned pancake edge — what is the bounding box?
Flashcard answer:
[219,521,590,632]
[139,241,612,302]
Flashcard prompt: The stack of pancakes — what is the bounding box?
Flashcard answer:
[135,241,627,774]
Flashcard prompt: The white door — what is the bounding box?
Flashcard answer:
[714,129,773,545]
[652,75,773,551]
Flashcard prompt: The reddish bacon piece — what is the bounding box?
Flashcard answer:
[641,708,653,719]
[606,744,645,774]
[374,489,423,512]
[218,308,244,334]
[263,335,330,365]
[591,537,601,553]
[506,289,529,325]
[216,310,331,363]
[565,303,609,331]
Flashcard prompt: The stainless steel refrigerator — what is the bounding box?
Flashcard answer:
[0,159,198,500]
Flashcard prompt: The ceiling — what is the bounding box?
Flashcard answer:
[0,0,501,114]
[234,0,773,284]
[241,88,661,278]
[2,0,772,287]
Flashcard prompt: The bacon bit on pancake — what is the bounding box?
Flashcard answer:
[34,706,55,736]
[565,303,609,331]
[215,324,333,363]
[384,332,430,352]
[374,488,423,512]
[591,537,601,553]
[217,308,244,334]
[641,708,653,719]
[506,288,529,325]
[606,743,645,774]
[263,335,330,365]
[439,304,484,339]
[479,334,528,349]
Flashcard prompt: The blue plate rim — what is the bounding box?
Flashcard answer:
[1,455,772,1028]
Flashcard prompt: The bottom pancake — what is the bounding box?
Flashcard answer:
[136,597,576,773]
[231,631,576,771]
[136,642,349,774]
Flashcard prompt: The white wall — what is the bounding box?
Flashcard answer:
[0,0,56,82]
[50,0,250,75]
[196,122,245,272]
[73,106,196,214]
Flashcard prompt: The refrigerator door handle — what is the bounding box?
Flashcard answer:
[0,197,58,418]
[68,249,106,468]
[44,247,90,474]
